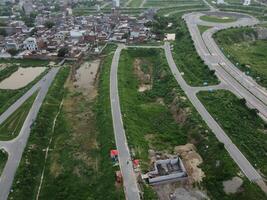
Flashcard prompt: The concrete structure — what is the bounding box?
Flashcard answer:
[112,0,120,8]
[23,37,38,51]
[217,0,225,4]
[243,0,251,5]
[147,157,187,185]
[23,0,34,15]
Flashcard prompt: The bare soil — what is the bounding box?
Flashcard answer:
[223,176,243,194]
[174,144,205,184]
[133,58,152,92]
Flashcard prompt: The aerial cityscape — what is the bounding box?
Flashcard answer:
[0,0,267,199]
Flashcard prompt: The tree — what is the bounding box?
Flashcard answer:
[0,28,7,37]
[57,47,68,57]
[44,21,55,29]
[7,49,19,56]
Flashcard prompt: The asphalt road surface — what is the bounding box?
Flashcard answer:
[164,42,266,189]
[0,67,60,200]
[110,45,140,200]
[183,12,267,121]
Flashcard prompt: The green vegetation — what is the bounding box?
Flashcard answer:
[0,68,48,115]
[198,25,211,34]
[214,27,267,88]
[149,13,218,86]
[128,0,143,7]
[218,5,267,21]
[118,48,266,199]
[200,15,237,23]
[9,67,70,200]
[157,4,208,16]
[73,7,146,16]
[171,19,219,86]
[10,46,124,199]
[0,65,18,82]
[144,0,202,8]
[0,150,7,175]
[198,90,267,177]
[0,59,49,66]
[0,92,37,140]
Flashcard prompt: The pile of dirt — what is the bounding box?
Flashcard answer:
[223,176,243,194]
[133,58,152,92]
[174,144,205,184]
[170,95,190,124]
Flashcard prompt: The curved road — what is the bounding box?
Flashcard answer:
[110,45,140,200]
[184,12,267,121]
[0,67,60,200]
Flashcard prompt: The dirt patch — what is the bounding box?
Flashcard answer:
[223,176,243,194]
[50,153,63,178]
[73,59,100,98]
[0,67,46,89]
[174,144,205,184]
[170,95,189,124]
[133,58,152,92]
[62,65,99,170]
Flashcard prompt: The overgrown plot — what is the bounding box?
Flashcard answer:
[118,48,266,199]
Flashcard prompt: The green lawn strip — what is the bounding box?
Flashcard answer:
[0,59,49,67]
[0,65,19,82]
[214,27,267,88]
[8,67,70,200]
[38,47,124,200]
[128,0,143,7]
[0,150,7,176]
[0,92,37,140]
[157,4,207,15]
[118,48,266,199]
[0,68,49,115]
[171,19,219,86]
[198,25,212,34]
[197,90,267,177]
[200,15,237,23]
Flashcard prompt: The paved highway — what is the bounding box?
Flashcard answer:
[164,42,267,193]
[0,67,60,200]
[184,12,267,121]
[110,45,140,200]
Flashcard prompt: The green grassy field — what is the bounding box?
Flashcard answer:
[200,15,237,23]
[0,150,7,176]
[214,27,267,88]
[9,46,124,200]
[0,68,48,115]
[198,25,212,34]
[118,48,266,199]
[9,67,70,200]
[0,92,37,140]
[128,0,143,7]
[198,90,267,177]
[0,59,49,67]
[148,14,218,86]
[157,4,208,16]
[0,65,19,82]
[171,19,219,86]
[144,0,202,8]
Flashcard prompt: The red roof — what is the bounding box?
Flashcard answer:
[110,150,118,157]
[133,159,139,167]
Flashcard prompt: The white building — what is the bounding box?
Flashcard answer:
[217,0,225,4]
[23,37,38,51]
[112,0,120,8]
[23,0,33,15]
[243,0,251,5]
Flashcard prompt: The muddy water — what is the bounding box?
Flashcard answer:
[0,67,46,90]
[74,60,100,98]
